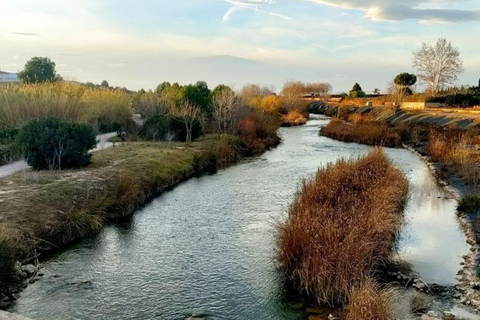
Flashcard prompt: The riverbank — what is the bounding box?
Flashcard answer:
[0,134,279,309]
[313,103,480,312]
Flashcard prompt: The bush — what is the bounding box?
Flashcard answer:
[277,149,408,305]
[18,118,97,170]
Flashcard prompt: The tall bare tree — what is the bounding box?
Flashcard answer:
[212,88,237,134]
[175,101,201,143]
[413,38,464,95]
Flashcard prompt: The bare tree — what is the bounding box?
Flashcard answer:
[212,88,237,134]
[413,38,464,95]
[175,101,201,143]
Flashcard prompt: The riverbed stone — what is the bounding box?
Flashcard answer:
[20,265,36,276]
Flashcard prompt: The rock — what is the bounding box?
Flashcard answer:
[20,265,36,276]
[427,311,442,318]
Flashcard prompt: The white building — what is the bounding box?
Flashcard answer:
[0,71,20,83]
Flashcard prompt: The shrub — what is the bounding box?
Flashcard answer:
[18,118,97,170]
[277,149,408,305]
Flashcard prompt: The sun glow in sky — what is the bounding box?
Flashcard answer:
[0,0,478,92]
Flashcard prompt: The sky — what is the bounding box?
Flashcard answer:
[0,0,479,93]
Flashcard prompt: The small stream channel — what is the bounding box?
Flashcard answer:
[10,117,476,319]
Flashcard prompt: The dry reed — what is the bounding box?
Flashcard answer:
[277,149,408,306]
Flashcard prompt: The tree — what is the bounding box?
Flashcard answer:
[394,73,417,87]
[101,80,110,88]
[212,87,237,134]
[413,38,464,95]
[212,84,232,99]
[181,81,212,116]
[18,57,56,83]
[18,118,96,170]
[372,88,381,95]
[349,83,365,98]
[394,72,417,98]
[174,102,201,142]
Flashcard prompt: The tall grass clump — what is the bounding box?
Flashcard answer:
[0,83,131,131]
[321,118,402,147]
[277,149,408,306]
[346,278,395,320]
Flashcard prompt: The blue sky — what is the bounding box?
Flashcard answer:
[0,0,478,93]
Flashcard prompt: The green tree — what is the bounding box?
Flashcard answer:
[181,81,213,115]
[349,83,365,98]
[101,80,110,88]
[212,84,233,99]
[394,73,417,87]
[18,118,97,170]
[155,82,172,94]
[18,57,56,83]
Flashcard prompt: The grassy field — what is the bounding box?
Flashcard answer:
[277,149,408,313]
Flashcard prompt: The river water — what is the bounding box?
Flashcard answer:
[11,117,471,320]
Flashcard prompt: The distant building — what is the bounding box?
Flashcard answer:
[0,71,20,83]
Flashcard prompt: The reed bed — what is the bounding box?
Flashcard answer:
[321,119,402,147]
[277,149,408,306]
[0,83,132,131]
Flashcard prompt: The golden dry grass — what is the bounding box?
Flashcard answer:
[321,119,402,147]
[0,82,132,130]
[282,110,308,126]
[277,149,408,306]
[346,278,395,320]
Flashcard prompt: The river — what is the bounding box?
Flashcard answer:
[10,117,473,319]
